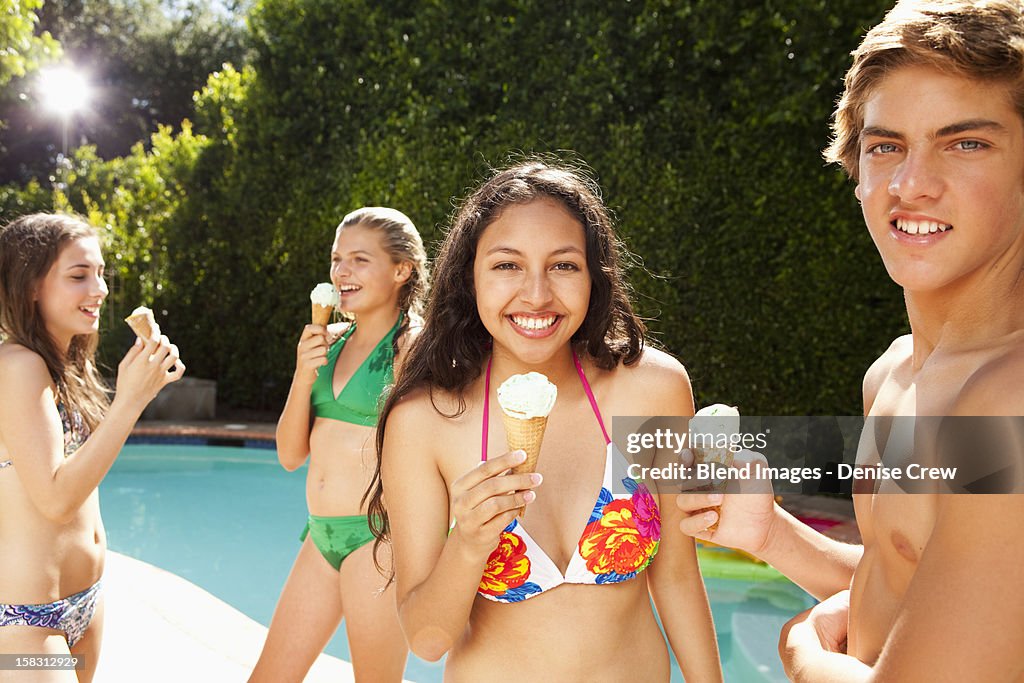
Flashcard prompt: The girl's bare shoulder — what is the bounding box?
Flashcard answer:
[577,346,693,418]
[395,321,422,359]
[0,343,49,378]
[389,383,477,430]
[0,344,53,403]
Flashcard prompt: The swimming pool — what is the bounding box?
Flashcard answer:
[101,443,813,682]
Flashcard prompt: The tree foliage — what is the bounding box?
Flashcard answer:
[0,0,249,183]
[0,0,60,85]
[1,120,210,366]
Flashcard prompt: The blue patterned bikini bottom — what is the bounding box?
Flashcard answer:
[0,581,102,647]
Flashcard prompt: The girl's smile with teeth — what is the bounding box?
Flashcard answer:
[509,314,559,330]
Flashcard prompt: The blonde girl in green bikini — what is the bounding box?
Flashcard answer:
[250,207,428,682]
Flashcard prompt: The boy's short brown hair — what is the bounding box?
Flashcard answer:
[826,0,1024,181]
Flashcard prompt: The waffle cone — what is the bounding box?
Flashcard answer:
[693,446,733,468]
[311,303,333,326]
[502,412,547,517]
[124,309,160,341]
[503,413,547,474]
[692,448,733,532]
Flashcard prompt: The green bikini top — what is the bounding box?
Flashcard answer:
[310,313,403,426]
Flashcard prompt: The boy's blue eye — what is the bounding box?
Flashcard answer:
[868,142,898,154]
[956,140,987,151]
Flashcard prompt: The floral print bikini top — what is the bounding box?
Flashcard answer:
[476,352,661,603]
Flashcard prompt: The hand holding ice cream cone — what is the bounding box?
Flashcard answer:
[310,283,338,327]
[122,306,185,382]
[498,372,557,515]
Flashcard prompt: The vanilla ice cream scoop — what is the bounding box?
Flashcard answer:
[691,403,741,469]
[310,283,339,307]
[691,403,740,444]
[497,372,558,419]
[694,403,740,418]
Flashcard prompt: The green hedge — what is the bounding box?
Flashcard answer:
[1,123,210,369]
[5,0,906,414]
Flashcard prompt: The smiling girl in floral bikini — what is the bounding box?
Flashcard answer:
[366,159,721,681]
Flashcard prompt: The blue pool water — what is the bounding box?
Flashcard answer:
[101,444,813,682]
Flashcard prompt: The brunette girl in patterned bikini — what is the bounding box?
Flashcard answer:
[0,213,184,682]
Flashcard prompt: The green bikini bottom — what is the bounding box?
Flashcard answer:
[300,514,376,570]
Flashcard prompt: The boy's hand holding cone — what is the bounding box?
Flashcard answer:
[497,372,557,516]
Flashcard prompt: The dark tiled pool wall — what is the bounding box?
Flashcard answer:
[127,435,277,450]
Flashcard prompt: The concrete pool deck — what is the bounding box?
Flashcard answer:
[96,552,365,682]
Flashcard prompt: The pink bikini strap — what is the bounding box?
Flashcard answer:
[482,355,492,461]
[482,350,611,461]
[573,350,611,445]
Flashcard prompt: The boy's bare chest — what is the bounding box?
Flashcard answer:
[871,349,977,417]
[853,361,949,607]
[848,492,930,663]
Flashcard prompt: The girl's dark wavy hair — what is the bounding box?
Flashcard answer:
[365,157,646,573]
[0,213,110,432]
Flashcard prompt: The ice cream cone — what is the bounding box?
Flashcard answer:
[309,283,339,327]
[690,403,740,532]
[503,412,547,517]
[311,302,333,326]
[124,306,160,341]
[497,371,557,518]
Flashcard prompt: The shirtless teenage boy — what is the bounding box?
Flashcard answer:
[678,2,1024,680]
